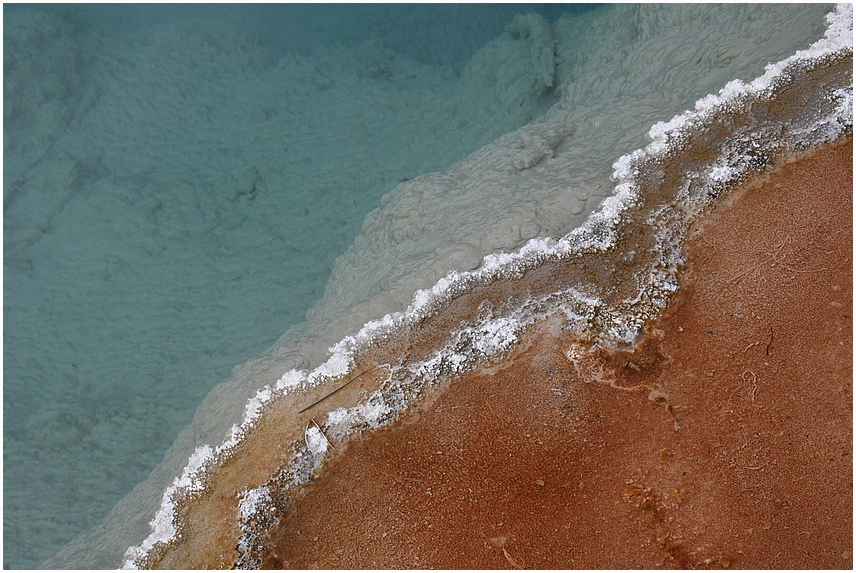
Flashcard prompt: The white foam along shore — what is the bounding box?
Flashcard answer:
[120,4,853,568]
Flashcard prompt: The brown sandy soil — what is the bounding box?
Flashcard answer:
[260,137,852,570]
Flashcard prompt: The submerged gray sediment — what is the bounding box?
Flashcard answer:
[119,4,852,568]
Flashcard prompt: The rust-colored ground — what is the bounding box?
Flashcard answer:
[261,138,852,569]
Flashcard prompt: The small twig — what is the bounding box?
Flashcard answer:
[726,383,742,402]
[502,548,524,570]
[742,371,758,402]
[298,371,368,413]
[306,418,336,452]
[765,327,774,356]
[740,462,769,470]
[298,365,390,413]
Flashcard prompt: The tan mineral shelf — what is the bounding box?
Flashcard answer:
[257,137,853,569]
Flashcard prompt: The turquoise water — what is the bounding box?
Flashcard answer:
[3,4,597,569]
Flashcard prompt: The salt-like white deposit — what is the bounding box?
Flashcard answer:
[20,3,846,569]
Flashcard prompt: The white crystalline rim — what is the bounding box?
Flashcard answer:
[121,445,215,568]
[238,486,271,522]
[121,4,853,567]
